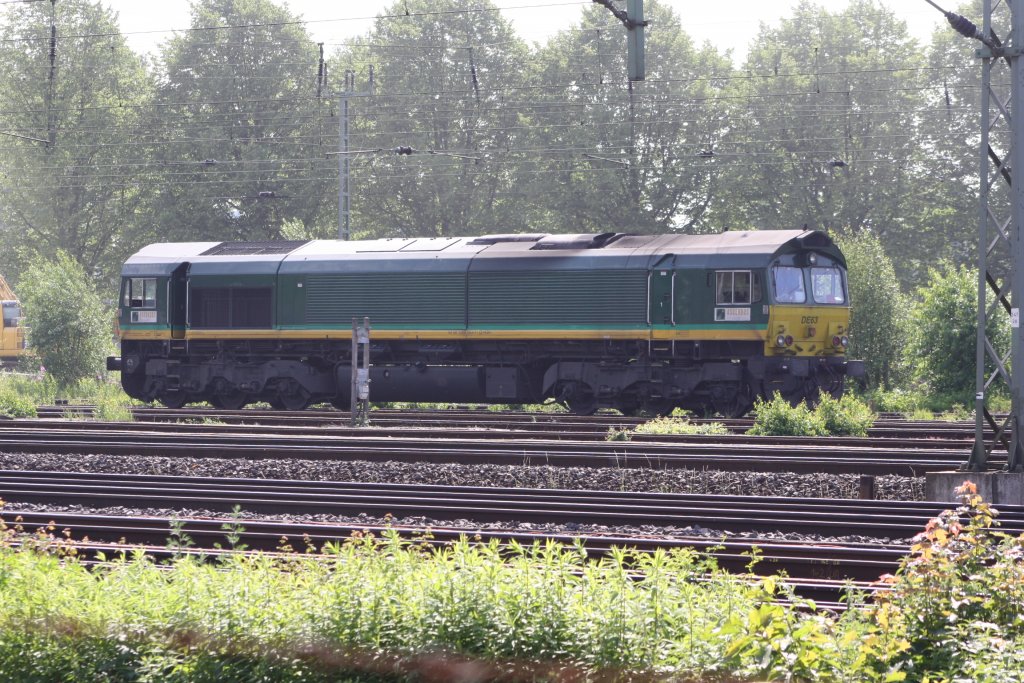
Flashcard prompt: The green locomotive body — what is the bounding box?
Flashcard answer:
[110,230,863,415]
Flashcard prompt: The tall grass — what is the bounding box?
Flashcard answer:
[0,530,870,681]
[0,498,1020,682]
[0,372,138,421]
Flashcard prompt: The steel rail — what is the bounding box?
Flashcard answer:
[37,406,999,442]
[0,470,1015,539]
[0,425,981,475]
[2,511,890,606]
[12,416,988,451]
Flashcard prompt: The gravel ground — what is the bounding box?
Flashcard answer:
[0,451,925,500]
[0,451,926,546]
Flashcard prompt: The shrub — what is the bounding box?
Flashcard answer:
[16,252,111,389]
[747,394,826,436]
[835,231,910,389]
[862,387,923,414]
[864,484,1024,680]
[93,392,134,422]
[906,263,1009,401]
[0,389,36,418]
[814,392,875,437]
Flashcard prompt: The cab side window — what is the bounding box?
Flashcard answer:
[715,271,760,305]
[123,278,157,309]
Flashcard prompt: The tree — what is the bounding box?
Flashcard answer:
[17,252,110,387]
[836,230,907,389]
[906,263,1009,402]
[0,0,153,285]
[520,1,732,233]
[334,0,531,237]
[708,0,928,277]
[148,0,332,242]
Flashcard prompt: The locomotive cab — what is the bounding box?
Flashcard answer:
[761,248,857,400]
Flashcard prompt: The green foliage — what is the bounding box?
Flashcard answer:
[0,389,36,419]
[748,392,875,437]
[836,231,910,389]
[814,393,876,437]
[862,387,924,415]
[862,484,1024,681]
[150,0,332,243]
[93,389,134,422]
[0,530,873,680]
[0,0,153,283]
[605,426,632,441]
[906,263,1009,401]
[708,0,926,263]
[16,252,111,388]
[608,416,730,440]
[748,394,827,436]
[5,499,1024,681]
[520,1,732,233]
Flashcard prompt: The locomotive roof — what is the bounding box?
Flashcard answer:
[123,230,843,275]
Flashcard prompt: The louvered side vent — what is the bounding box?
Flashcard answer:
[200,241,308,256]
[469,270,647,325]
[305,273,466,325]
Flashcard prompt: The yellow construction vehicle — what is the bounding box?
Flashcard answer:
[0,276,26,363]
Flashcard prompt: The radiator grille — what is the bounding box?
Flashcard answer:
[305,273,465,325]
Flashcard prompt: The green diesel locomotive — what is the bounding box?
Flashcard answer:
[109,230,863,415]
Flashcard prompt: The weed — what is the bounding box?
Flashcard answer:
[747,394,826,436]
[814,392,875,437]
[606,416,728,441]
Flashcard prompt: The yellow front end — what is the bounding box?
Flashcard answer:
[765,305,851,358]
[0,323,25,362]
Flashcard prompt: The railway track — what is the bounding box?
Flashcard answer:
[37,405,996,442]
[0,470,1017,540]
[20,412,987,451]
[0,421,985,475]
[3,509,889,607]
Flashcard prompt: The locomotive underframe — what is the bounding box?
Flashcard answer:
[117,336,860,416]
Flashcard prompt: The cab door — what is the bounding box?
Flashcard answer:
[169,263,189,340]
[647,254,676,327]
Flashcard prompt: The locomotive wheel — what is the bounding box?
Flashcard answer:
[267,398,287,410]
[561,382,598,415]
[708,378,757,418]
[329,397,349,411]
[158,392,189,409]
[277,390,311,411]
[211,391,248,411]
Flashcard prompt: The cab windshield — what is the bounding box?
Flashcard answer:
[772,266,806,303]
[1,302,19,327]
[811,267,846,304]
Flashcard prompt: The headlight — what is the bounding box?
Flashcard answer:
[841,335,849,347]
[776,334,786,347]
[785,335,794,347]
[832,335,841,348]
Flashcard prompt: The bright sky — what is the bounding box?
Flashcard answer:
[100,0,948,59]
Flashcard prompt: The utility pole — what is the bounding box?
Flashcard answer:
[928,0,1024,473]
[45,0,57,151]
[951,0,1024,472]
[592,0,646,81]
[337,68,374,240]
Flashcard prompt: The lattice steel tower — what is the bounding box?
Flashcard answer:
[965,0,1024,470]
